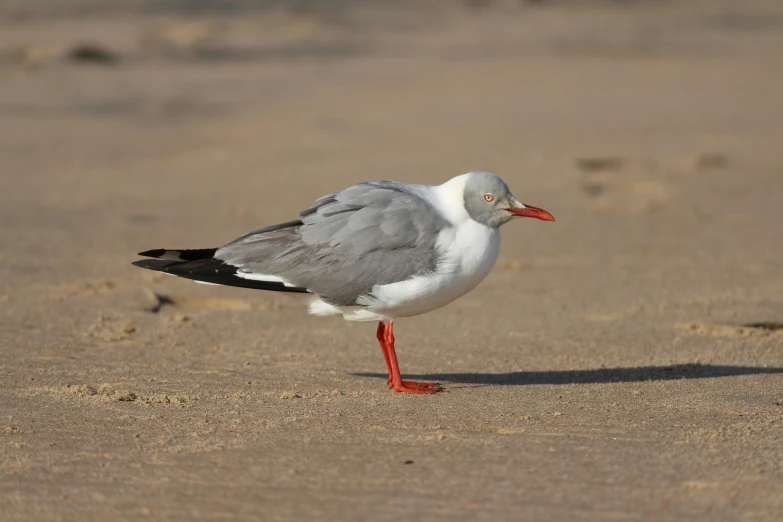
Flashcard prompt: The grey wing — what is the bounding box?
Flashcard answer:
[215,182,450,305]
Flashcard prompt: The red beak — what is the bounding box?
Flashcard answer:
[509,204,555,222]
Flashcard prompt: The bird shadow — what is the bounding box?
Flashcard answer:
[353,363,783,387]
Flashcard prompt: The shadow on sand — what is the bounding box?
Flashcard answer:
[354,363,783,387]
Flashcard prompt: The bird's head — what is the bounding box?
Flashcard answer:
[462,171,555,228]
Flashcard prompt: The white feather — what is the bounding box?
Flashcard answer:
[235,272,298,288]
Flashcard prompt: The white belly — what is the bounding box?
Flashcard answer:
[347,221,501,320]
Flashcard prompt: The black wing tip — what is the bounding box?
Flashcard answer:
[138,249,166,258]
[136,248,218,261]
[131,258,311,294]
[132,259,172,270]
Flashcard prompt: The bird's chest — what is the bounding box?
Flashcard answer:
[368,222,500,318]
[439,221,501,294]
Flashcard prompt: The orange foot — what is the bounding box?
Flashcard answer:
[389,380,443,394]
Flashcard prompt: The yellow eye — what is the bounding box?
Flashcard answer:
[483,193,494,203]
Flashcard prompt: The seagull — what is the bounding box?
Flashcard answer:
[133,172,554,394]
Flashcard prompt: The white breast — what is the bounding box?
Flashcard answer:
[343,222,498,320]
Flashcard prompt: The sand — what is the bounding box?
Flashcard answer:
[1,1,782,520]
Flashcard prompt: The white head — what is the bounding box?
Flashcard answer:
[461,171,555,228]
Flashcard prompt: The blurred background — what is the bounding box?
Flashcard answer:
[1,0,782,281]
[1,1,782,520]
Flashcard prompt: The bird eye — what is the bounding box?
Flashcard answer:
[483,193,495,203]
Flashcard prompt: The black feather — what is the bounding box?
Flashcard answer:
[132,258,310,294]
[138,248,218,261]
[138,249,167,258]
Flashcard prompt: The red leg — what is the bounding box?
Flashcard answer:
[376,322,393,384]
[383,322,442,394]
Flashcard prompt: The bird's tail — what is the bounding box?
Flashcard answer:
[132,248,309,293]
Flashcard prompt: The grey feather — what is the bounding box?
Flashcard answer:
[462,172,517,228]
[215,181,450,305]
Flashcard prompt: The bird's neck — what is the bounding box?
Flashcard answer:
[431,175,473,226]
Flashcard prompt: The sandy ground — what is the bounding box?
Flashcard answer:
[1,1,782,520]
